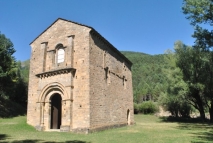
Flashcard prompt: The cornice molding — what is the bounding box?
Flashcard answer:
[36,67,76,78]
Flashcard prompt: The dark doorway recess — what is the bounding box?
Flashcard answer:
[127,109,130,125]
[50,93,62,129]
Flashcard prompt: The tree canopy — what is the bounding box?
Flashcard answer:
[181,0,213,121]
[183,0,213,50]
[0,32,17,97]
[0,32,27,108]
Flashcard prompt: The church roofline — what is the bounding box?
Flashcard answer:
[90,29,132,66]
[29,18,92,45]
[30,18,132,66]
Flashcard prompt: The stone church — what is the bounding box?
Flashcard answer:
[27,18,134,133]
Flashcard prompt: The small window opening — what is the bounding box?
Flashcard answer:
[57,49,65,63]
[123,76,126,89]
[104,67,110,85]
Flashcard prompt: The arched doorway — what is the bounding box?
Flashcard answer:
[127,109,130,125]
[50,93,62,129]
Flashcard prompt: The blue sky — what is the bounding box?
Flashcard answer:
[0,0,195,61]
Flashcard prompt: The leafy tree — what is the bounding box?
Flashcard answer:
[18,60,30,83]
[0,32,27,108]
[175,41,206,119]
[183,0,213,25]
[0,32,17,97]
[159,48,192,117]
[182,0,213,122]
[183,0,213,50]
[9,61,28,107]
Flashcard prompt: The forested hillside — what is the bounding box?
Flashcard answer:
[121,51,168,103]
[19,60,30,83]
[20,52,168,104]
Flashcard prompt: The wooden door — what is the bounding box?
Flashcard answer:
[50,94,61,129]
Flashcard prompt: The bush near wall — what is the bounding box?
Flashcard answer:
[134,103,139,114]
[134,101,158,114]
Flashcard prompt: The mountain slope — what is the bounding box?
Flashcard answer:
[121,51,168,102]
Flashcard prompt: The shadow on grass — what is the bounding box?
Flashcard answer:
[159,116,209,123]
[0,134,9,140]
[0,140,90,143]
[191,130,213,143]
[8,140,89,143]
[159,116,213,143]
[0,134,90,143]
[0,97,26,118]
[176,124,213,143]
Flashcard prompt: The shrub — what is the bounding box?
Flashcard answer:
[159,94,192,118]
[134,103,139,114]
[139,101,158,114]
[177,102,192,118]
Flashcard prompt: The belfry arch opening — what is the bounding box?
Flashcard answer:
[50,93,62,129]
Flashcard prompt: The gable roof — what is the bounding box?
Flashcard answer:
[30,18,92,45]
[30,18,132,66]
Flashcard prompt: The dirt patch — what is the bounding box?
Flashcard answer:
[155,106,171,117]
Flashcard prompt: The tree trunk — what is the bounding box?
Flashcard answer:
[209,101,213,123]
[194,90,206,120]
[199,108,206,121]
[197,100,205,121]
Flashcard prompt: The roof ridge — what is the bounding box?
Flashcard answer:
[57,18,93,29]
[30,18,93,44]
[30,18,132,65]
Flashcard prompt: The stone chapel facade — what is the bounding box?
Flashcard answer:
[27,18,134,133]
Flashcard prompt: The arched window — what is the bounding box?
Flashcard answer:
[57,48,65,63]
[55,44,65,64]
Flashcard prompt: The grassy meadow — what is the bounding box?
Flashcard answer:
[0,114,213,143]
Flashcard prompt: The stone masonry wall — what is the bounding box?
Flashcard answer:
[28,19,91,130]
[89,31,134,130]
[28,18,134,132]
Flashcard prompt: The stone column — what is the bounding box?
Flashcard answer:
[60,100,71,132]
[67,35,74,67]
[48,101,51,129]
[41,102,45,127]
[35,102,45,131]
[46,50,55,71]
[40,42,48,72]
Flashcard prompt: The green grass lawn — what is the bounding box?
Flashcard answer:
[0,114,213,143]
